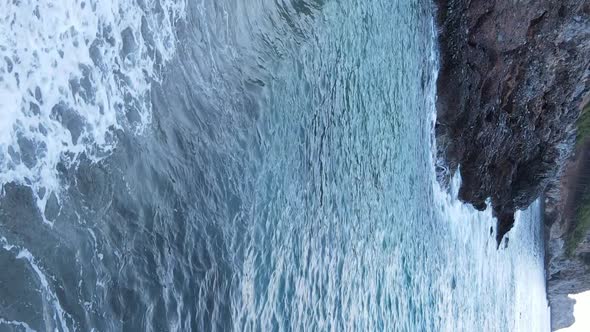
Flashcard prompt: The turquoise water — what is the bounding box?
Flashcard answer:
[0,0,549,331]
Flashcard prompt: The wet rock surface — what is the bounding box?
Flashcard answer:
[434,1,590,330]
[434,0,590,244]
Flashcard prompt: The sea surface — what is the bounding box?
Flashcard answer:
[0,0,550,331]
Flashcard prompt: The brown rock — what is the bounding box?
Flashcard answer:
[435,0,590,244]
[434,1,590,329]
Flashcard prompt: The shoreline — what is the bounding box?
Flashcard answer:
[432,0,590,330]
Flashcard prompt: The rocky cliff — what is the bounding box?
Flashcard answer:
[544,138,590,330]
[433,0,590,330]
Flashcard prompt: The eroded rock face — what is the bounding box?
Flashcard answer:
[434,0,590,245]
[546,293,575,330]
[544,141,590,330]
[545,221,590,330]
[434,1,590,329]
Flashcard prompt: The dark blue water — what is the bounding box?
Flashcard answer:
[0,0,549,331]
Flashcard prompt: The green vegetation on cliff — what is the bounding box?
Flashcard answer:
[567,103,590,256]
[567,194,590,256]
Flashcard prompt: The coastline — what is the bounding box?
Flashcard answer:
[432,0,590,330]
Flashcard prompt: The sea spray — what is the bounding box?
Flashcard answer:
[0,0,185,220]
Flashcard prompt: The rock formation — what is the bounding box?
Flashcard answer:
[434,0,590,330]
[544,139,590,330]
[434,0,590,244]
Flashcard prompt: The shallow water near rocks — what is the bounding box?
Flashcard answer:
[0,0,549,331]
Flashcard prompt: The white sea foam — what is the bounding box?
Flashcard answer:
[0,0,185,221]
[1,237,69,331]
[0,318,36,332]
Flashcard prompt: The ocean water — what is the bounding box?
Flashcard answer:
[0,0,550,331]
